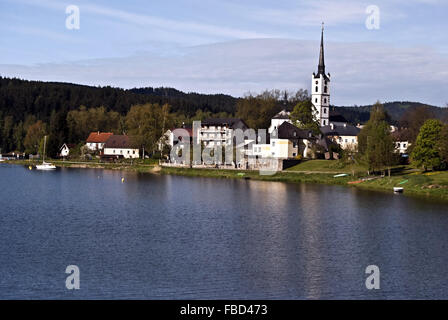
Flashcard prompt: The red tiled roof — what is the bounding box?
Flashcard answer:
[86,132,113,143]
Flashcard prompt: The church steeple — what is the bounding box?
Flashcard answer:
[311,22,330,127]
[317,22,325,76]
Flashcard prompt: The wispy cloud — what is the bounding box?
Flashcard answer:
[2,39,447,106]
[8,0,282,40]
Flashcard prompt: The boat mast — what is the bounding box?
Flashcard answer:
[43,136,46,163]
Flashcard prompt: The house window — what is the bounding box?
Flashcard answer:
[323,120,326,125]
[315,86,318,92]
[272,141,276,147]
[323,108,327,114]
[315,98,318,103]
[293,153,296,157]
[324,81,327,85]
[324,98,327,103]
[324,86,328,93]
[127,150,130,154]
[133,150,135,154]
[315,81,318,84]
[345,139,348,143]
[113,150,115,154]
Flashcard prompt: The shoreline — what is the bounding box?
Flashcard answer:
[3,159,448,202]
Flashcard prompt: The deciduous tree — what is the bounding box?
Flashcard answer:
[24,120,46,155]
[289,99,320,134]
[411,119,443,171]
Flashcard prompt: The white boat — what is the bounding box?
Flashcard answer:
[35,136,56,170]
[36,161,56,170]
[393,187,404,193]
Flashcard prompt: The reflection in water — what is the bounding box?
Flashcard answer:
[1,164,448,299]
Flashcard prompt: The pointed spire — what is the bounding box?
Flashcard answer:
[317,22,325,75]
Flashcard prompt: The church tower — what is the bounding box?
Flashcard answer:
[312,23,330,126]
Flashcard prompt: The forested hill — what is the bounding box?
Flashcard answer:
[1,77,445,125]
[0,77,237,122]
[334,102,447,125]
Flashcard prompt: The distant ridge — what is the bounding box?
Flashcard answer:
[0,77,237,122]
[0,77,445,124]
[333,102,447,125]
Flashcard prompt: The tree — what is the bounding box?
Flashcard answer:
[399,106,434,146]
[236,89,309,129]
[24,120,47,154]
[66,106,122,143]
[289,99,320,134]
[236,92,279,129]
[411,119,443,171]
[439,124,448,168]
[1,116,14,153]
[125,103,173,154]
[13,121,25,152]
[358,102,397,175]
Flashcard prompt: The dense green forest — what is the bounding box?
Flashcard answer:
[335,102,448,125]
[0,77,446,157]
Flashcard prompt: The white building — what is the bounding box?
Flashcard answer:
[391,129,411,154]
[59,143,70,158]
[159,126,193,151]
[198,118,248,147]
[103,135,139,159]
[395,141,410,154]
[268,110,292,134]
[252,122,313,159]
[312,24,331,127]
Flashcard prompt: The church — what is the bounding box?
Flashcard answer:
[312,24,331,127]
[268,24,360,154]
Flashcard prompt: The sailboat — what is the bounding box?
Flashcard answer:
[36,136,56,170]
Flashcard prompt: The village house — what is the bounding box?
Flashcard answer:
[86,132,113,152]
[58,143,76,158]
[391,129,411,154]
[103,135,139,159]
[268,110,292,134]
[159,124,193,151]
[320,123,360,150]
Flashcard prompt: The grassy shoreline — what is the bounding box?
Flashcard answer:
[159,166,448,201]
[4,159,448,202]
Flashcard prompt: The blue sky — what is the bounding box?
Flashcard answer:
[0,0,447,106]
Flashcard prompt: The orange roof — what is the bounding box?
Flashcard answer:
[86,132,113,143]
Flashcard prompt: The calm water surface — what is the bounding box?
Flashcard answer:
[0,164,447,299]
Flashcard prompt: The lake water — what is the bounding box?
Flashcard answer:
[0,164,447,299]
